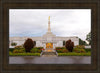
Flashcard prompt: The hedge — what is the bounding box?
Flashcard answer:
[9,48,15,52]
[9,52,40,56]
[85,49,91,52]
[58,52,91,56]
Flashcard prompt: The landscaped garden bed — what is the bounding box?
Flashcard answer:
[58,52,91,56]
[9,52,40,56]
[9,38,91,56]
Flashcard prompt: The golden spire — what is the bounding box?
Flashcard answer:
[48,16,51,32]
[48,16,50,21]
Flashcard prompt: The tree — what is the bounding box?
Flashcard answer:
[79,38,87,45]
[65,39,74,52]
[23,38,35,52]
[86,32,91,45]
[11,42,17,46]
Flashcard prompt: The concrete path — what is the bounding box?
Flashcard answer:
[9,56,91,64]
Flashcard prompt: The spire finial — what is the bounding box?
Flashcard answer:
[48,16,51,32]
[48,16,50,21]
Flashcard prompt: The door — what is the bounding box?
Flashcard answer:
[46,43,53,48]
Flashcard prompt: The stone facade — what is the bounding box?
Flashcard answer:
[9,36,79,49]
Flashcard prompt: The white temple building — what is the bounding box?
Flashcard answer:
[9,16,79,49]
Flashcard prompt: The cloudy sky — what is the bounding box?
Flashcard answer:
[9,9,91,41]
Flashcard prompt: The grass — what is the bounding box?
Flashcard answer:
[58,52,91,56]
[9,52,40,56]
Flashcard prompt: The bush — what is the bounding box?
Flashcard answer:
[9,52,40,56]
[56,48,69,53]
[14,45,24,49]
[62,49,69,53]
[11,42,17,46]
[13,48,25,53]
[56,47,65,49]
[65,39,74,52]
[56,49,63,53]
[73,45,86,53]
[30,48,42,53]
[80,49,86,53]
[9,51,12,54]
[13,49,19,53]
[58,52,91,56]
[73,48,86,53]
[19,48,25,53]
[37,50,42,53]
[75,45,85,49]
[30,48,38,53]
[9,48,15,52]
[34,47,43,49]
[85,49,91,52]
[23,38,35,52]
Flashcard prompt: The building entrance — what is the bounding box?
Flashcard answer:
[46,43,53,48]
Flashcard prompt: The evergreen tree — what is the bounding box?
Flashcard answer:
[86,32,91,45]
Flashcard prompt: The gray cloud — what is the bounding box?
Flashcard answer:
[9,9,91,40]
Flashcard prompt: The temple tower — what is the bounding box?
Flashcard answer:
[43,16,56,37]
[48,16,51,33]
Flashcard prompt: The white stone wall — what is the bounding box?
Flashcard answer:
[36,41,43,47]
[56,41,63,47]
[9,36,79,48]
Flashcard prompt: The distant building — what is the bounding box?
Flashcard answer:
[9,16,79,49]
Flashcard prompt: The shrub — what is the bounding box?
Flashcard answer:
[37,50,42,53]
[11,42,17,46]
[13,49,19,53]
[75,45,85,49]
[80,49,86,53]
[73,48,86,53]
[19,48,25,53]
[58,52,91,56]
[35,47,43,49]
[13,48,25,53]
[30,48,38,53]
[65,39,74,52]
[40,48,45,51]
[9,51,12,54]
[56,49,63,53]
[9,48,15,52]
[85,49,91,52]
[73,45,86,53]
[9,53,40,56]
[56,47,65,49]
[14,45,24,49]
[30,47,43,53]
[56,48,69,53]
[62,49,69,53]
[23,38,35,52]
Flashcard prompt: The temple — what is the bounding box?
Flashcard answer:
[9,16,79,50]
